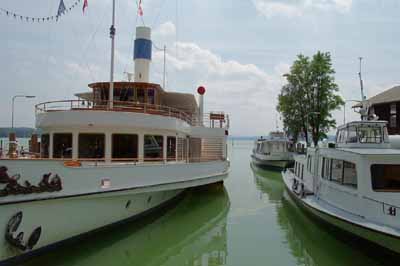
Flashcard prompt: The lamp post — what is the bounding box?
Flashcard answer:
[343,100,361,125]
[11,95,36,129]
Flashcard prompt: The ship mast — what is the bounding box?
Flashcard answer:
[358,57,369,120]
[109,0,116,109]
[358,57,365,101]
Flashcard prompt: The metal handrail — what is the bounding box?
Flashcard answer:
[35,100,230,128]
[35,100,193,124]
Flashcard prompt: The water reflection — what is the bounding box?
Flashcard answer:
[250,163,396,266]
[25,187,230,266]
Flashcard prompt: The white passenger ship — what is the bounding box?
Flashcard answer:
[282,104,400,253]
[0,25,229,264]
[251,132,294,170]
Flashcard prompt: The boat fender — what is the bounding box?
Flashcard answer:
[300,184,306,198]
[5,211,42,251]
[292,179,298,191]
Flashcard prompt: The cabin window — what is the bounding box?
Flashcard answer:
[321,158,325,178]
[390,115,397,128]
[347,127,357,143]
[336,130,342,143]
[177,137,187,161]
[112,134,138,161]
[144,135,163,161]
[53,133,72,159]
[137,88,145,103]
[391,103,397,114]
[117,88,134,102]
[343,161,357,187]
[78,134,105,159]
[371,164,400,192]
[41,134,50,158]
[321,158,328,179]
[301,165,304,179]
[167,137,176,161]
[148,89,155,105]
[331,159,343,183]
[358,126,382,144]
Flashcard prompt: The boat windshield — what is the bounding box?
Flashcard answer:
[338,124,388,144]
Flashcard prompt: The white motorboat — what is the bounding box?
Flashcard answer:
[282,106,400,253]
[251,132,294,170]
[0,22,230,264]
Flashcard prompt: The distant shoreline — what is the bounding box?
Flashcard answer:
[0,127,41,138]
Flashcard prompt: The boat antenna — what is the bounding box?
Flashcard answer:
[109,0,116,110]
[358,57,365,101]
[358,57,369,120]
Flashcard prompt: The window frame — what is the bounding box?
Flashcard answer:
[371,164,400,192]
[144,135,164,161]
[78,133,106,160]
[166,136,177,161]
[52,133,73,159]
[111,133,139,161]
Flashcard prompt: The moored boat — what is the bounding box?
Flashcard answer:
[282,114,400,253]
[0,22,230,265]
[251,131,294,170]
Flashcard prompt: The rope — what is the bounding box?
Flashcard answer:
[0,0,83,23]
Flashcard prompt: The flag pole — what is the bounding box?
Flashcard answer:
[109,0,116,109]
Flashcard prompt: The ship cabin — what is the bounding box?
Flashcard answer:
[335,121,390,149]
[291,119,400,229]
[4,81,229,166]
[254,132,293,155]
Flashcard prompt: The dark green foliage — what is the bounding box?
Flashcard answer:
[277,52,344,146]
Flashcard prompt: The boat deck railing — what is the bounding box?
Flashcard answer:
[35,100,229,129]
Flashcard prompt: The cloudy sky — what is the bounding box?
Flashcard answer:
[1,0,400,136]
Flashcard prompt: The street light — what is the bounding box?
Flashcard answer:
[11,95,36,129]
[343,100,361,125]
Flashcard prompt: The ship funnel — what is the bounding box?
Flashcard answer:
[134,26,152,83]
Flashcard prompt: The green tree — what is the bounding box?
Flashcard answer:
[277,51,344,146]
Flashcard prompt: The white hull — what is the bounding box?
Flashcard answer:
[251,154,293,169]
[0,160,228,264]
[282,170,400,254]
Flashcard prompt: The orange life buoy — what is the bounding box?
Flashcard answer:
[63,160,82,167]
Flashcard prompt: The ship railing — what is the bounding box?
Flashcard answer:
[35,100,230,128]
[191,112,229,129]
[0,155,226,164]
[35,100,193,124]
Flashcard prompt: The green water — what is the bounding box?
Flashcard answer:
[24,140,399,266]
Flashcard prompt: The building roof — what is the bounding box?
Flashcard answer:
[367,85,400,106]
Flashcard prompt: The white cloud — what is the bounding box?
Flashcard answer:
[253,0,353,18]
[151,41,286,136]
[154,21,176,37]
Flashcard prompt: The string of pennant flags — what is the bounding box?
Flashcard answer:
[0,0,88,23]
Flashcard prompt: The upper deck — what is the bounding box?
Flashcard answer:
[35,81,229,130]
